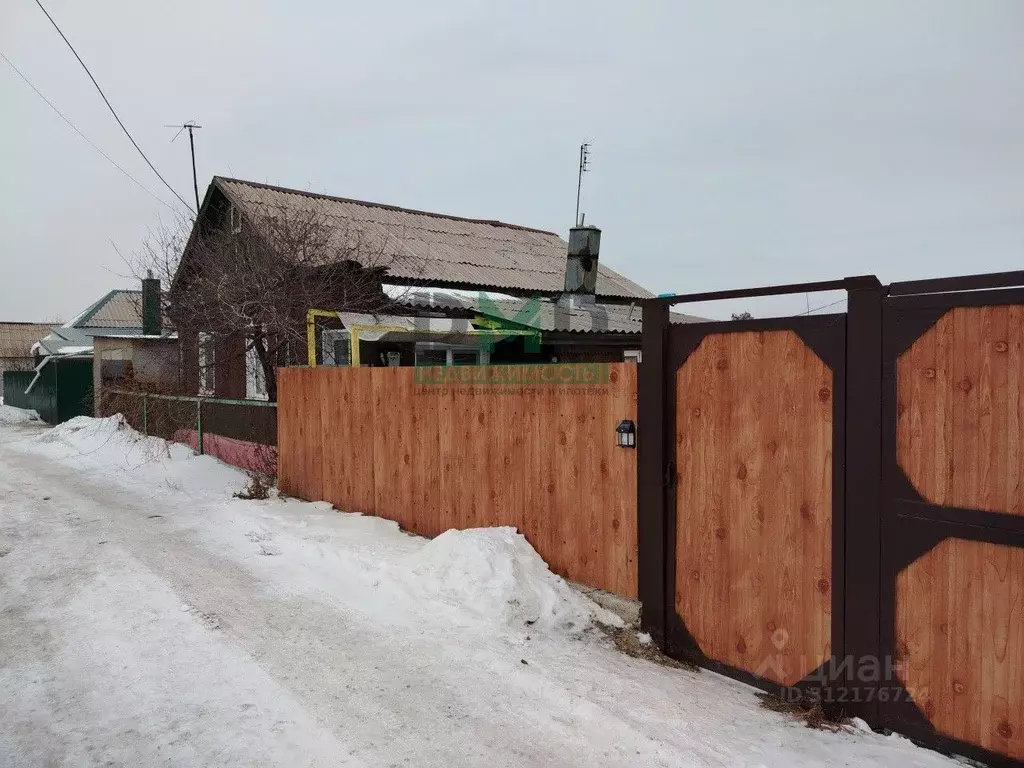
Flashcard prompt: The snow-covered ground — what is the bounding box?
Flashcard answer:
[0,404,39,425]
[0,414,960,767]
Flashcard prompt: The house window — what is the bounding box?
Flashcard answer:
[245,343,268,400]
[452,349,479,366]
[415,348,448,367]
[321,329,351,366]
[624,349,642,364]
[414,343,489,367]
[198,332,216,396]
[100,348,128,384]
[277,340,293,367]
[229,204,242,234]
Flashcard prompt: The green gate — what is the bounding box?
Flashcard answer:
[2,357,93,424]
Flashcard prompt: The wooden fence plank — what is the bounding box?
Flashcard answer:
[276,367,304,498]
[307,368,324,503]
[318,369,376,515]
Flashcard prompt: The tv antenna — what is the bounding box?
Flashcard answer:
[165,120,202,212]
[575,142,591,227]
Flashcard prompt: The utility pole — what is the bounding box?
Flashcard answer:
[575,142,591,227]
[166,121,202,212]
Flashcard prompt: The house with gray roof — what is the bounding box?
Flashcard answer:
[0,322,54,377]
[172,176,671,399]
[11,284,171,423]
[33,289,150,358]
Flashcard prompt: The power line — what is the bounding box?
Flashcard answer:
[1,51,179,213]
[31,0,195,213]
[798,297,846,315]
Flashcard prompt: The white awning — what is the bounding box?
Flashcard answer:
[334,313,477,342]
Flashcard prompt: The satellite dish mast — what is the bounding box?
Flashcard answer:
[575,142,591,227]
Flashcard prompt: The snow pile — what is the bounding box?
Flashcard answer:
[24,417,618,634]
[404,526,621,632]
[0,405,39,425]
[32,414,174,470]
[30,415,245,497]
[36,414,150,449]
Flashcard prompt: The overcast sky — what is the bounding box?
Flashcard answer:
[2,0,1022,321]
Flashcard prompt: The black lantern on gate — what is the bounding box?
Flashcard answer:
[616,419,636,448]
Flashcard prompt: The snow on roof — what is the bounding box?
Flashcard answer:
[399,289,706,334]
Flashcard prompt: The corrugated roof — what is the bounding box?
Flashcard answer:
[76,290,143,329]
[335,312,476,334]
[401,291,705,334]
[0,322,53,359]
[34,326,93,356]
[215,177,653,300]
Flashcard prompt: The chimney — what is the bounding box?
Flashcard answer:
[142,270,161,336]
[564,225,601,296]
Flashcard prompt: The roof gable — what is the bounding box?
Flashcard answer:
[75,290,144,330]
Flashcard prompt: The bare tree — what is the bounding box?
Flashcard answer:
[132,199,417,401]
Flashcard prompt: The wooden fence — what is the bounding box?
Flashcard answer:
[278,363,638,598]
[275,270,1023,765]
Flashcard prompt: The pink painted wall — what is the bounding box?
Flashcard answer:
[172,429,276,475]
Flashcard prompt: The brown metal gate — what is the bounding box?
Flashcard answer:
[662,314,846,700]
[638,271,1024,767]
[878,283,1024,765]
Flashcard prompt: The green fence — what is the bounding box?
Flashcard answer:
[2,358,93,424]
[2,371,35,410]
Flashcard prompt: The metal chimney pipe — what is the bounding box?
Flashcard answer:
[564,225,601,295]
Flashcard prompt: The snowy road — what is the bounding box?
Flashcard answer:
[0,416,958,767]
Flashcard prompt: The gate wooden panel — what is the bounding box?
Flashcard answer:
[664,315,846,697]
[880,288,1024,766]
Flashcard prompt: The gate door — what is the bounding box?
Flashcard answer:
[880,288,1024,765]
[665,314,846,698]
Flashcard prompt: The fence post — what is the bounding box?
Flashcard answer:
[197,398,204,455]
[142,393,148,436]
[637,299,669,646]
[843,276,885,723]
